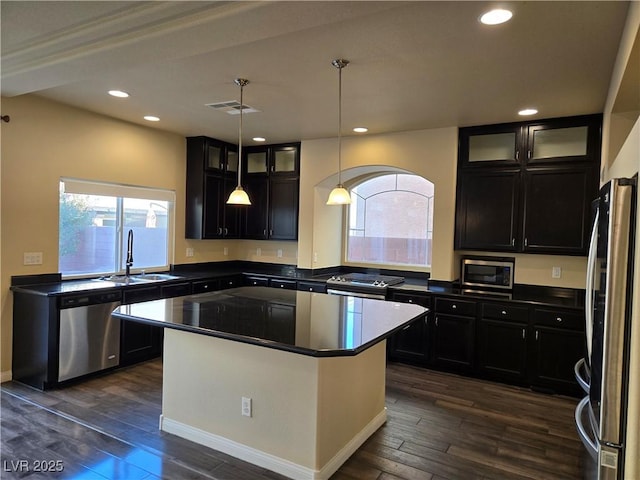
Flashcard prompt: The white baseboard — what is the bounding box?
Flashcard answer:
[160,408,387,480]
[0,370,12,383]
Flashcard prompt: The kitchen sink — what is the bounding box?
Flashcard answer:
[96,273,183,284]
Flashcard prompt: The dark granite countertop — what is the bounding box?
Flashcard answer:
[10,261,584,310]
[111,286,428,357]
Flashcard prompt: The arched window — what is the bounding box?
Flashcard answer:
[347,173,434,267]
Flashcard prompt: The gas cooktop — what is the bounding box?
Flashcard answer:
[327,273,405,288]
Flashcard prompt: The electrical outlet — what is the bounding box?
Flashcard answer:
[277,249,283,258]
[552,266,562,279]
[313,252,318,263]
[223,247,228,256]
[241,397,252,417]
[186,247,194,257]
[23,252,43,265]
[256,248,261,257]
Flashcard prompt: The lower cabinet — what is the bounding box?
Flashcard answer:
[388,292,584,396]
[477,302,529,384]
[529,307,585,396]
[120,286,163,366]
[388,292,432,364]
[432,297,476,373]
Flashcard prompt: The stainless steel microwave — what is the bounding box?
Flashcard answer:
[461,256,515,291]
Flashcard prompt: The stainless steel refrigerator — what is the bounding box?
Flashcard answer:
[575,177,637,479]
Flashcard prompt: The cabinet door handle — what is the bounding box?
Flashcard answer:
[524,238,528,247]
[501,310,507,315]
[408,299,413,303]
[217,227,223,235]
[522,329,526,340]
[556,317,563,323]
[402,324,412,331]
[309,288,313,292]
[224,228,228,235]
[512,238,515,247]
[425,316,429,325]
[535,330,539,341]
[435,317,439,327]
[452,304,457,309]
[528,150,532,159]
[515,150,519,161]
[270,229,273,236]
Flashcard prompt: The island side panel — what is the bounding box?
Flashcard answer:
[316,341,387,470]
[161,329,319,470]
[160,329,388,479]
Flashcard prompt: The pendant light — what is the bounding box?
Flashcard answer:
[326,59,352,206]
[227,78,252,205]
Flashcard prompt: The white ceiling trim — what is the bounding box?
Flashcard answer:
[2,2,263,76]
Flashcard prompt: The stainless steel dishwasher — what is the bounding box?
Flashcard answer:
[58,291,121,382]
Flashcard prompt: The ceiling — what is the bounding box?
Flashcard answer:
[1,1,630,145]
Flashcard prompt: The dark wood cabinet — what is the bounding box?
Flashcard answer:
[529,307,584,396]
[432,297,476,372]
[477,302,529,384]
[455,169,520,251]
[387,292,432,365]
[456,114,601,255]
[522,166,596,254]
[243,143,300,240]
[121,286,163,366]
[186,136,243,239]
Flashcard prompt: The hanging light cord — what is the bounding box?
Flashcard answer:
[236,79,248,189]
[337,63,343,186]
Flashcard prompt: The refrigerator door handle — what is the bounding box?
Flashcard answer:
[574,358,590,394]
[575,396,599,460]
[584,209,599,362]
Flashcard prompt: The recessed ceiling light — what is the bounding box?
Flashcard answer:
[353,127,368,133]
[252,137,266,142]
[108,90,129,98]
[144,115,160,122]
[518,108,538,116]
[480,9,513,25]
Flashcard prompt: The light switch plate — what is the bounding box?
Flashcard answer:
[552,266,561,279]
[23,252,43,265]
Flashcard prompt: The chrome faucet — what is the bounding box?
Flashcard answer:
[125,229,134,277]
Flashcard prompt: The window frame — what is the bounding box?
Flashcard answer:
[59,177,176,279]
[343,173,434,272]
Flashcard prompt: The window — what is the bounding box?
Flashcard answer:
[59,178,175,278]
[347,174,434,267]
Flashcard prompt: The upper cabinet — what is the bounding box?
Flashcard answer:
[186,136,242,239]
[243,143,300,241]
[185,137,300,241]
[455,114,601,255]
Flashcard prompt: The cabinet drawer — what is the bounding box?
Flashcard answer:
[122,286,162,304]
[161,282,192,298]
[246,276,269,287]
[482,302,528,323]
[270,278,297,290]
[192,279,220,294]
[533,308,583,330]
[391,292,431,308]
[297,281,327,293]
[435,297,476,317]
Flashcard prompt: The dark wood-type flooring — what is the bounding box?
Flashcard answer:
[1,359,595,479]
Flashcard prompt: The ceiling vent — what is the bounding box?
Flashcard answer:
[206,100,260,115]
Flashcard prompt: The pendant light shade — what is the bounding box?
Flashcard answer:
[227,78,251,205]
[326,185,351,205]
[327,59,351,206]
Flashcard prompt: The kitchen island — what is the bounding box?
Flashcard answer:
[112,286,427,480]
